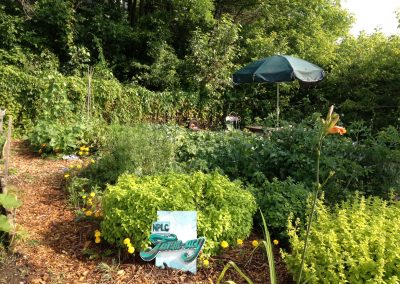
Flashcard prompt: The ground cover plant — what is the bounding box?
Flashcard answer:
[284,195,400,283]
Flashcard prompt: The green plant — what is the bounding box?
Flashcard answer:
[82,124,178,187]
[100,171,256,256]
[251,178,310,239]
[293,106,347,283]
[65,176,91,209]
[29,119,97,155]
[28,74,104,155]
[284,195,400,283]
[0,193,21,232]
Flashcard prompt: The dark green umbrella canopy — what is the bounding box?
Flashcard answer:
[233,55,325,84]
[232,55,325,126]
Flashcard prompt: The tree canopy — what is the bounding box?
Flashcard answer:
[0,0,399,130]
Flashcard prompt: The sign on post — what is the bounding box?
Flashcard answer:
[140,211,205,274]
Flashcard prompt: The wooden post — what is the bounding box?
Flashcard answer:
[1,116,16,242]
[86,66,94,117]
[4,116,12,183]
[0,109,5,134]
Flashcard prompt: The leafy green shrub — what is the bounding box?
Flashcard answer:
[28,73,104,155]
[82,124,178,186]
[176,122,400,202]
[100,171,257,255]
[359,126,400,197]
[283,195,400,283]
[176,130,270,185]
[251,178,310,239]
[29,119,99,155]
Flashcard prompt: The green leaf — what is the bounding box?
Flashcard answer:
[0,193,22,209]
[216,261,253,284]
[0,214,11,232]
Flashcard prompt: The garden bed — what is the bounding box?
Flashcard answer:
[3,141,293,284]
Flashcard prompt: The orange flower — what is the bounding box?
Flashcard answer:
[328,125,346,135]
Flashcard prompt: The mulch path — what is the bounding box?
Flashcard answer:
[3,141,294,284]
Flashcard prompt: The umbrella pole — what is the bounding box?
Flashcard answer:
[276,83,280,127]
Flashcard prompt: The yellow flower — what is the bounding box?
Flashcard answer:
[95,237,101,244]
[76,164,82,169]
[273,239,279,246]
[82,195,87,199]
[90,159,95,164]
[203,259,210,267]
[69,165,75,169]
[252,240,259,247]
[87,198,93,205]
[85,210,93,216]
[94,230,101,237]
[221,241,229,249]
[80,146,85,151]
[90,192,95,197]
[79,151,83,156]
[127,245,135,254]
[237,239,243,246]
[64,174,70,179]
[123,238,131,246]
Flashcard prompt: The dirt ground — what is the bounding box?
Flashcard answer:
[0,141,294,284]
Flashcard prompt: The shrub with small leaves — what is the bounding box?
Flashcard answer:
[100,171,256,256]
[283,195,400,283]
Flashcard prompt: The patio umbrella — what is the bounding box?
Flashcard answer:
[233,55,325,126]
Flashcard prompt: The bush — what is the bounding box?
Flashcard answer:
[283,195,400,283]
[251,178,310,240]
[176,122,400,203]
[81,124,178,187]
[176,129,270,185]
[29,118,100,155]
[100,171,257,255]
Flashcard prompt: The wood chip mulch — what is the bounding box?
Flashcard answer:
[3,140,294,284]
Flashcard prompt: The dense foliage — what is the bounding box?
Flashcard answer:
[176,123,400,202]
[82,124,178,186]
[0,1,398,129]
[284,195,400,283]
[251,178,309,240]
[100,171,257,255]
[63,120,399,242]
